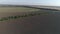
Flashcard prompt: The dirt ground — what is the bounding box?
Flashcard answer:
[0,7,59,34]
[0,14,59,34]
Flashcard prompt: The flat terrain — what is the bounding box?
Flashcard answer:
[28,5,60,10]
[0,7,60,34]
[0,7,40,18]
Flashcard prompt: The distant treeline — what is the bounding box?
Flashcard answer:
[0,5,59,11]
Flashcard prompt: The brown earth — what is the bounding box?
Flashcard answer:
[0,14,59,34]
[0,7,59,34]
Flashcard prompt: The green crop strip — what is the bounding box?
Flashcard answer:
[0,12,49,21]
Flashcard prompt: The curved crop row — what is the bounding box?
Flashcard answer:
[0,12,48,21]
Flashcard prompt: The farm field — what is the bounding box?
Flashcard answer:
[0,7,40,18]
[0,6,60,34]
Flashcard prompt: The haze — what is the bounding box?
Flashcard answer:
[0,0,60,6]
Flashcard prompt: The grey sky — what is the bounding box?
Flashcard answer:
[0,0,60,6]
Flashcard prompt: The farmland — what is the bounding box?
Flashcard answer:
[0,6,60,34]
[0,7,40,18]
[0,7,49,21]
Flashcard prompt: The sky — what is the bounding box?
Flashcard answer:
[0,0,60,6]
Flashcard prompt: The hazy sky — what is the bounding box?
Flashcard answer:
[0,0,60,6]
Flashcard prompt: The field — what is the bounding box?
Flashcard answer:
[0,7,40,18]
[0,7,50,21]
[0,7,59,34]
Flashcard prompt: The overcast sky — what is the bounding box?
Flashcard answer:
[0,0,60,6]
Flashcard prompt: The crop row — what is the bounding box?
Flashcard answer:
[0,12,48,21]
